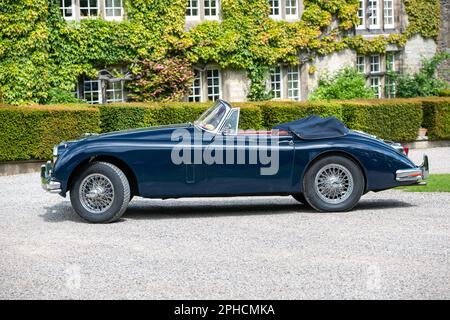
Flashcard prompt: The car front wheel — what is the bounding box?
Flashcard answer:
[303,155,364,212]
[70,162,130,223]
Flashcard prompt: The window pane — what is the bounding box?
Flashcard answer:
[269,0,280,16]
[204,0,218,17]
[357,0,364,27]
[189,70,202,102]
[370,77,381,98]
[206,69,220,101]
[270,66,282,99]
[368,0,378,26]
[384,0,394,26]
[357,55,365,73]
[287,66,300,100]
[286,0,297,16]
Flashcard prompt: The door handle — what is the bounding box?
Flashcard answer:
[279,140,294,146]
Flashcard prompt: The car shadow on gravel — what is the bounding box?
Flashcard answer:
[40,197,416,222]
[41,202,85,223]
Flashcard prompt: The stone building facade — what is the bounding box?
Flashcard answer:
[438,0,450,82]
[63,0,446,103]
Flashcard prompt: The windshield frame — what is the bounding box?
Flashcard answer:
[194,100,232,134]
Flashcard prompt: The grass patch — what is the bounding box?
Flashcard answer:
[397,174,450,192]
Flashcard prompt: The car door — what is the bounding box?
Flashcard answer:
[206,109,295,195]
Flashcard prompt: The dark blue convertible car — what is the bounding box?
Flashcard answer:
[41,100,428,223]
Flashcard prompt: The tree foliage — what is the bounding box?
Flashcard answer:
[308,67,375,101]
[128,57,194,102]
[0,0,442,104]
[393,52,450,98]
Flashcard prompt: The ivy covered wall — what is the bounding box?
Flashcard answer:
[0,0,441,104]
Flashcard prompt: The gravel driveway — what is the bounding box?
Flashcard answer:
[1,166,449,299]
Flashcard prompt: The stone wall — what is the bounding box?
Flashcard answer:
[438,0,450,82]
[305,49,357,96]
[221,69,250,102]
[401,35,437,73]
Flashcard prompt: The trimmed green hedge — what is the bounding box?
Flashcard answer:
[0,105,100,161]
[422,97,450,139]
[438,89,450,97]
[2,97,450,161]
[341,99,424,141]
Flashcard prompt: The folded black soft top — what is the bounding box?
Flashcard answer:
[273,115,349,140]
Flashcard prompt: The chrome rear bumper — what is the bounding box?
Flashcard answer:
[396,155,429,182]
[41,161,61,193]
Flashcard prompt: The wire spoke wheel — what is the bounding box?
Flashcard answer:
[314,164,354,204]
[79,173,115,214]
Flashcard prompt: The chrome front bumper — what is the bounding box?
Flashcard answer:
[396,154,429,182]
[41,161,61,193]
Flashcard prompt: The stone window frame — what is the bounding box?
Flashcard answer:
[187,67,222,102]
[78,67,128,104]
[206,68,222,101]
[386,52,395,72]
[287,65,300,100]
[83,79,102,104]
[383,0,394,29]
[106,80,125,103]
[186,0,221,22]
[60,0,76,20]
[186,0,200,20]
[369,54,381,73]
[384,76,396,98]
[104,0,124,21]
[269,66,283,99]
[370,76,381,98]
[357,0,398,31]
[368,0,380,29]
[268,64,300,101]
[357,0,365,30]
[357,55,366,73]
[59,0,125,21]
[188,69,203,102]
[268,0,281,18]
[268,0,302,21]
[357,51,399,98]
[79,0,99,18]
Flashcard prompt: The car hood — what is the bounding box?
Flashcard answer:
[82,123,193,141]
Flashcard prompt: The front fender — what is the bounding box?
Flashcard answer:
[52,140,137,195]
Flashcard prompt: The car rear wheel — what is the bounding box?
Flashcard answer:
[303,155,364,212]
[70,162,130,223]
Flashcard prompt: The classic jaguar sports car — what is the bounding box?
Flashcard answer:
[41,100,428,223]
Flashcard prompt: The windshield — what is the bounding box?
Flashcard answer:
[195,100,230,132]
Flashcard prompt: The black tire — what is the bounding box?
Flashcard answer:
[303,155,364,212]
[70,161,130,223]
[291,193,310,207]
